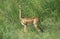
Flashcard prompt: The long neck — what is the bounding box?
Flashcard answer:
[19,5,22,19]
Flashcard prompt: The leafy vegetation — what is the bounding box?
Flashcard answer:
[0,0,60,39]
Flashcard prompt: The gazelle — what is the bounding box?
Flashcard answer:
[19,5,41,33]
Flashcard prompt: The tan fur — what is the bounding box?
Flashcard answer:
[19,5,40,33]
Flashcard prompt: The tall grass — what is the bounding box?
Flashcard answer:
[0,0,60,39]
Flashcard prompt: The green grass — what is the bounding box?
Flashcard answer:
[0,0,60,39]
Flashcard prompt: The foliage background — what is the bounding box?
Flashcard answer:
[0,0,60,39]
